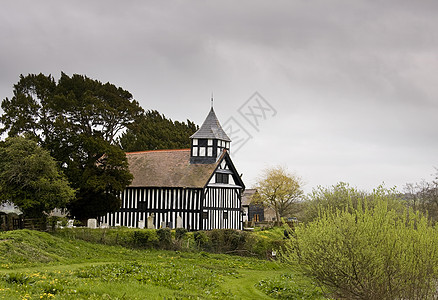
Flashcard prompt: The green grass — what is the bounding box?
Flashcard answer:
[0,230,325,299]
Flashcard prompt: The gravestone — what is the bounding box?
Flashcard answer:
[176,215,183,228]
[160,221,167,228]
[87,218,97,229]
[138,220,145,229]
[66,219,74,228]
[147,214,155,229]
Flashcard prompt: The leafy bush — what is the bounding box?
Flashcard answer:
[193,231,210,250]
[302,182,404,223]
[284,190,438,299]
[132,229,158,247]
[175,227,188,240]
[47,216,68,231]
[156,228,172,249]
[206,229,248,253]
[249,227,287,258]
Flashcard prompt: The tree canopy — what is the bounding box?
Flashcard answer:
[119,110,198,152]
[252,166,303,222]
[0,136,75,218]
[403,170,438,223]
[302,182,405,223]
[0,73,142,220]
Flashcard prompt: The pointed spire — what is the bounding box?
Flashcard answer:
[211,92,214,108]
[190,106,231,142]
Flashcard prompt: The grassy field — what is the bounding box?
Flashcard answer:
[0,230,325,299]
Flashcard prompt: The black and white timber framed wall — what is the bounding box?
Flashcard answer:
[100,150,244,230]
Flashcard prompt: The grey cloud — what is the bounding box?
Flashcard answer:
[1,0,437,191]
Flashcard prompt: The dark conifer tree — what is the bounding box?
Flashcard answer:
[119,110,198,152]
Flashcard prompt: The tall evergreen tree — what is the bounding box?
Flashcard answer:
[119,110,198,152]
[1,73,143,220]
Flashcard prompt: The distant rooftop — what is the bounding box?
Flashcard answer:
[241,189,257,206]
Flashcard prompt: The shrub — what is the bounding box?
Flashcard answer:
[175,228,188,240]
[157,228,172,249]
[47,216,68,231]
[249,227,287,258]
[206,229,248,253]
[302,183,404,223]
[284,192,438,299]
[193,231,210,250]
[132,229,158,248]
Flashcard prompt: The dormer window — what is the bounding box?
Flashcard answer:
[216,173,229,184]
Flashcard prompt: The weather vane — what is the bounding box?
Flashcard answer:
[211,92,214,108]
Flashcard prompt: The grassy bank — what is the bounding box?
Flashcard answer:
[0,229,324,299]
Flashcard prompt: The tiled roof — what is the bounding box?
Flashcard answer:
[190,107,231,141]
[126,149,221,188]
[241,189,257,206]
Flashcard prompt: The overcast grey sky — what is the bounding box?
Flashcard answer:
[1,0,437,192]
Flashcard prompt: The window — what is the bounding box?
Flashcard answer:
[199,147,206,156]
[216,173,229,184]
[192,139,198,145]
[202,211,208,219]
[207,147,213,156]
[192,147,198,156]
[223,211,228,220]
[253,214,260,222]
[208,139,213,146]
[139,202,147,210]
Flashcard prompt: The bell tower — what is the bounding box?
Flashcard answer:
[190,106,230,164]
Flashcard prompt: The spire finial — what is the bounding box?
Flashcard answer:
[211,92,214,108]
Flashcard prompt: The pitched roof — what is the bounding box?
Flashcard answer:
[190,107,231,141]
[126,149,220,188]
[241,189,257,206]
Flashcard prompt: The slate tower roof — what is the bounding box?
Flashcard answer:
[190,107,231,142]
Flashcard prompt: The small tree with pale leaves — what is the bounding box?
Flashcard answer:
[252,166,303,223]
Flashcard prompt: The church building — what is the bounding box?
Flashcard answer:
[100,107,245,230]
